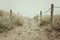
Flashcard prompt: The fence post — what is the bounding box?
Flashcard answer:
[40,11,42,23]
[51,4,54,27]
[51,4,54,40]
[36,14,38,22]
[10,9,12,20]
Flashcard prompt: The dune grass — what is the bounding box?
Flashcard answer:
[0,10,25,33]
[35,15,60,40]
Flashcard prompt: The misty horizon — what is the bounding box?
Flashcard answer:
[0,0,60,18]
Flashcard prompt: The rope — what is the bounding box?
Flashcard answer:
[54,6,60,8]
[43,8,51,14]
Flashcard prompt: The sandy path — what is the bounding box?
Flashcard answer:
[0,18,48,40]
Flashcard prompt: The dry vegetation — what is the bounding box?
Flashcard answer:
[34,15,60,40]
[0,10,60,40]
[0,10,25,33]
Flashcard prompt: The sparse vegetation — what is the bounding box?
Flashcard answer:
[0,10,25,34]
[33,14,60,40]
[52,16,60,32]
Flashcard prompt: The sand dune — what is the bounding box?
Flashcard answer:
[0,11,60,40]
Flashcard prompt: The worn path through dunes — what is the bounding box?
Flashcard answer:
[0,18,48,40]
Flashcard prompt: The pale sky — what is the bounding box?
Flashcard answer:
[0,0,60,18]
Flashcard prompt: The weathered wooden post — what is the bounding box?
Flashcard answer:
[40,11,42,23]
[36,14,38,22]
[10,9,12,20]
[51,4,54,27]
[51,4,54,40]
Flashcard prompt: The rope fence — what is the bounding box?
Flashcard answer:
[43,8,51,14]
[54,6,60,8]
[42,6,60,14]
[39,4,60,40]
[39,4,60,27]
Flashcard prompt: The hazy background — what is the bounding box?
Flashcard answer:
[0,0,60,18]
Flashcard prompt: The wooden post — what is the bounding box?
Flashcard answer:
[10,9,12,20]
[36,14,38,22]
[51,4,54,27]
[40,11,42,23]
[17,12,20,18]
[51,4,54,40]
